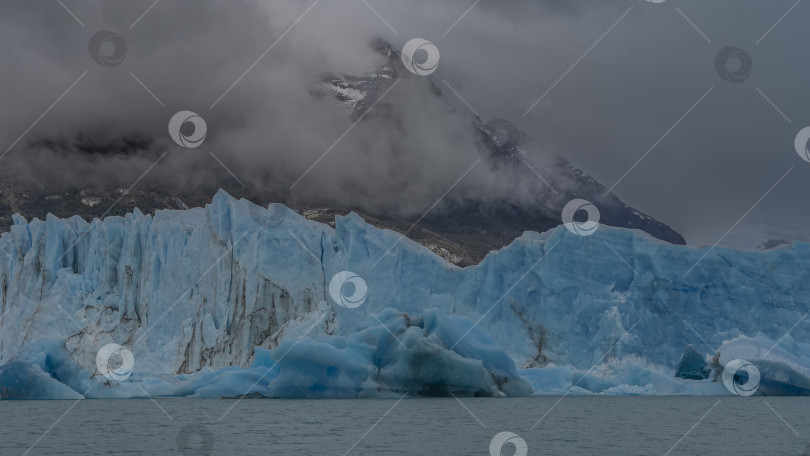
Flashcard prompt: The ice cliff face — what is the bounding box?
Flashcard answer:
[0,190,808,399]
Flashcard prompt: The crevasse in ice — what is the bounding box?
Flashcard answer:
[0,189,808,399]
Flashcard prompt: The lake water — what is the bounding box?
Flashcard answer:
[0,396,807,455]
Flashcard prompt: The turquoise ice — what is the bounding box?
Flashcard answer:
[0,190,807,398]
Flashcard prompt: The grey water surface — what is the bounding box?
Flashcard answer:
[1,396,808,455]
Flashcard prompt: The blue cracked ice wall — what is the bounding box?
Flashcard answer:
[0,190,807,398]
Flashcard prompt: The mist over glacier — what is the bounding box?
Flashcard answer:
[3,0,810,247]
[0,190,808,399]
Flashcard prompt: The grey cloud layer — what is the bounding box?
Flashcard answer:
[1,0,808,246]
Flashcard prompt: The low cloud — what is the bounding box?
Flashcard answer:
[1,0,808,246]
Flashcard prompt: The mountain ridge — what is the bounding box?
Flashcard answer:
[311,38,686,246]
[0,39,685,267]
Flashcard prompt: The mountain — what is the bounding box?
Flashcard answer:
[0,39,684,269]
[0,190,807,399]
[311,38,686,247]
[757,238,792,250]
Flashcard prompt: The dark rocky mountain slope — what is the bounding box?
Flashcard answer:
[0,38,684,266]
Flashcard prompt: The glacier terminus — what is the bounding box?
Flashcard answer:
[0,190,808,399]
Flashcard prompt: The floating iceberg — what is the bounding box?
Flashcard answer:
[0,190,808,399]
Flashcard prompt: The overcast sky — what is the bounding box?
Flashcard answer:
[1,0,809,247]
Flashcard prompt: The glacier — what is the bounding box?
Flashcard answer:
[0,189,808,399]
